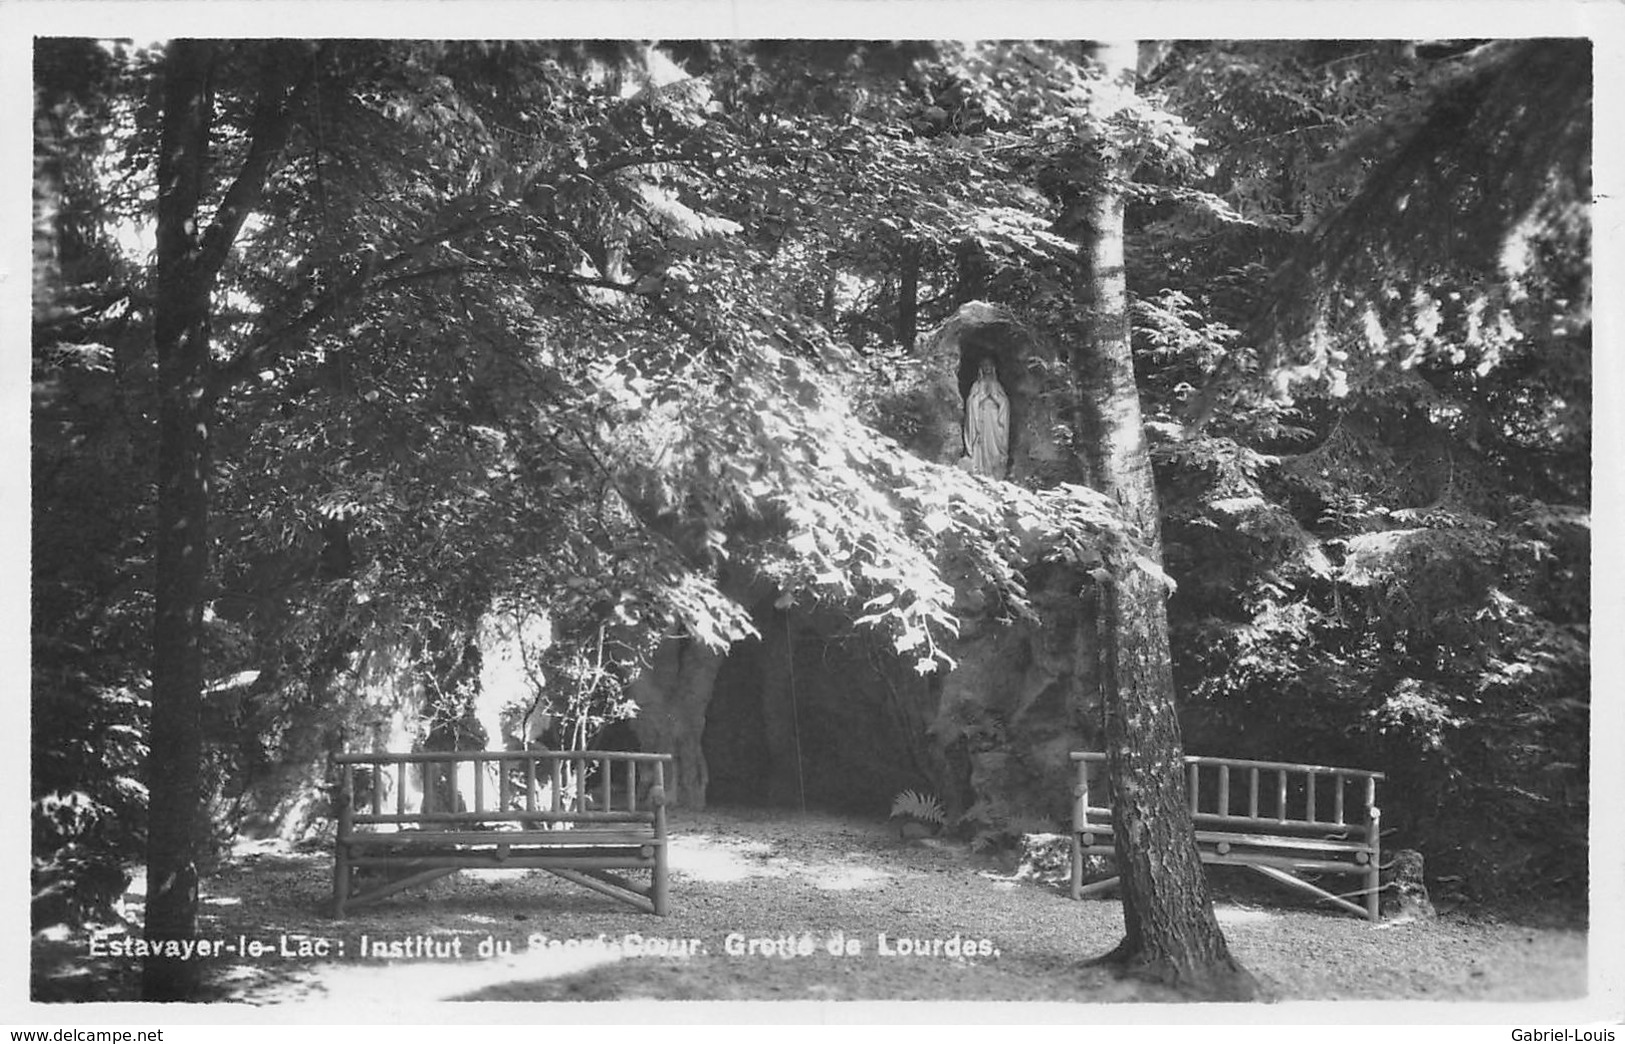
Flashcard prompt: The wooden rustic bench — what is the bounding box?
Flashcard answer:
[331,749,671,917]
[1070,751,1384,921]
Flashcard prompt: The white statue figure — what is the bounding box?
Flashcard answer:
[963,357,1009,479]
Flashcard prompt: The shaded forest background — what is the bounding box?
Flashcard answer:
[31,37,1590,935]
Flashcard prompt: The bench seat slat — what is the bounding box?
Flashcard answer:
[1192,811,1369,834]
[1194,829,1371,854]
[1073,839,1373,876]
[1075,828,1370,855]
[348,854,660,873]
[1200,851,1375,875]
[343,829,659,848]
[351,810,653,826]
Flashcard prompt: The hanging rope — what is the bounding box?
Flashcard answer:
[784,610,808,818]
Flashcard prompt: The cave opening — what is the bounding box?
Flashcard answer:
[701,607,945,816]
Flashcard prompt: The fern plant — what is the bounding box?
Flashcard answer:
[889,789,946,826]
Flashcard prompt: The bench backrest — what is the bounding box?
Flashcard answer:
[334,750,670,830]
[1072,752,1382,838]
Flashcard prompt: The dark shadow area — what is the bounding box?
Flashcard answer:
[702,609,944,815]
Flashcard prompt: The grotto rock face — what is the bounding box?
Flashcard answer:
[911,303,1103,836]
[618,303,1105,832]
[915,301,1071,485]
[934,579,1100,839]
[625,636,725,810]
[687,582,1100,839]
[683,306,1103,833]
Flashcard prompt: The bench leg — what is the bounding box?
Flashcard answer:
[652,843,669,916]
[332,844,350,919]
[1070,832,1083,900]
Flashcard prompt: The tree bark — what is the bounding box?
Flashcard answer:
[1062,40,1259,1001]
[143,42,308,1001]
[144,39,217,1002]
[895,239,921,347]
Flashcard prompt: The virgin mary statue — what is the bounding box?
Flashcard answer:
[963,357,1009,479]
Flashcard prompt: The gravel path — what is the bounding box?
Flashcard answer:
[32,806,1588,1009]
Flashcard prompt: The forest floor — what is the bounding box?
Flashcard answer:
[31,806,1589,1012]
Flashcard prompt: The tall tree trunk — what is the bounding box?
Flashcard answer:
[143,41,308,1000]
[895,239,921,347]
[1062,40,1259,1001]
[144,39,217,1002]
[954,238,988,305]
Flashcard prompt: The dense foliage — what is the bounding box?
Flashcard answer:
[1143,41,1590,901]
[32,37,1589,930]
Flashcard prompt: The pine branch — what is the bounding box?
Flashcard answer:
[1183,39,1589,437]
